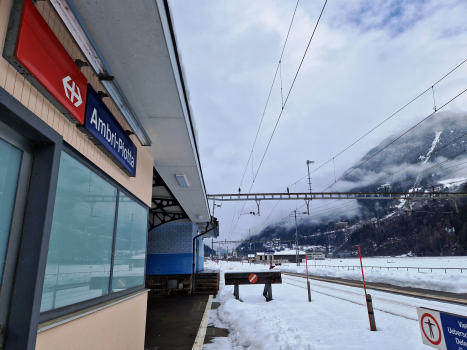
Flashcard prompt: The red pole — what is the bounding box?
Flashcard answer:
[306,253,309,280]
[358,245,372,330]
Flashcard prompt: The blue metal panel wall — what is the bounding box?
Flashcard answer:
[146,253,192,275]
[146,222,205,275]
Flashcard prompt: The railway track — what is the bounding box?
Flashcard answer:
[282,271,467,306]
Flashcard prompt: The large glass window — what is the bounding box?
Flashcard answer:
[41,152,117,312]
[40,151,148,314]
[112,192,148,291]
[0,138,22,291]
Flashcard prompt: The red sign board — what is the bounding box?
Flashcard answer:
[14,0,87,124]
[248,274,258,283]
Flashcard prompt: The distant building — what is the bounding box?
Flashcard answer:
[307,252,325,260]
[273,250,306,264]
[255,251,274,263]
[334,251,352,258]
[334,222,348,229]
[248,254,255,263]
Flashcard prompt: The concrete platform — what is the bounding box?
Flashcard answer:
[203,302,229,345]
[145,295,210,350]
[196,269,220,274]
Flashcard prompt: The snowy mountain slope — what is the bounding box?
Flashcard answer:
[242,112,467,257]
[342,111,467,191]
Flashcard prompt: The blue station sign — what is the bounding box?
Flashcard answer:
[82,85,137,176]
[417,307,467,350]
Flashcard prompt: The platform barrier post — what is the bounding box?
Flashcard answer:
[358,245,376,331]
[367,294,377,331]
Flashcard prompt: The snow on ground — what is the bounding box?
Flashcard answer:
[280,256,467,293]
[203,260,467,350]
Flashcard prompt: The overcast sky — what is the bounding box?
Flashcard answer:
[169,0,467,244]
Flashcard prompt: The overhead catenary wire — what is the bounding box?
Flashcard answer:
[252,104,467,237]
[321,85,467,192]
[303,136,467,222]
[303,159,467,222]
[230,0,300,239]
[353,131,467,191]
[238,0,300,191]
[234,17,467,239]
[249,0,328,188]
[287,57,467,189]
[392,160,467,188]
[230,0,328,237]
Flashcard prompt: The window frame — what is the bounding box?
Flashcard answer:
[39,143,149,323]
[0,120,33,337]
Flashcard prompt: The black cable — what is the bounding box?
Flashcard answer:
[250,0,328,188]
[243,33,467,237]
[392,160,467,188]
[321,86,467,191]
[238,0,300,191]
[354,131,467,191]
[288,57,467,188]
[230,0,300,239]
[231,0,328,237]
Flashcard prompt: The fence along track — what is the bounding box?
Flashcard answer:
[308,265,464,273]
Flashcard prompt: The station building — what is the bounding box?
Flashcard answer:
[254,250,307,264]
[273,250,307,264]
[307,252,326,260]
[0,0,216,349]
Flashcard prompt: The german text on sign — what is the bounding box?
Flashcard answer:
[83,85,137,176]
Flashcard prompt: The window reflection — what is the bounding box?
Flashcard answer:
[0,138,22,292]
[112,193,147,291]
[41,152,116,312]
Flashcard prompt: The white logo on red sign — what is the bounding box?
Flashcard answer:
[62,76,82,107]
[249,274,258,283]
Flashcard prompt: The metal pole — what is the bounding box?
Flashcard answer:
[295,210,299,266]
[211,239,214,261]
[306,160,314,193]
[306,252,311,302]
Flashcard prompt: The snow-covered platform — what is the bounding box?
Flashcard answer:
[204,260,467,349]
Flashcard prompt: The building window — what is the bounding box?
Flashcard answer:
[40,151,148,313]
[112,192,147,291]
[0,138,22,291]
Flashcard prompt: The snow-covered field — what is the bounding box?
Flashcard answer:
[204,260,467,350]
[279,256,467,293]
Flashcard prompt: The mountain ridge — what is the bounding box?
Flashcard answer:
[239,111,467,257]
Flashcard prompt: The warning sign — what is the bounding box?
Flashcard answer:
[416,307,467,350]
[248,274,258,284]
[420,312,443,347]
[116,278,127,288]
